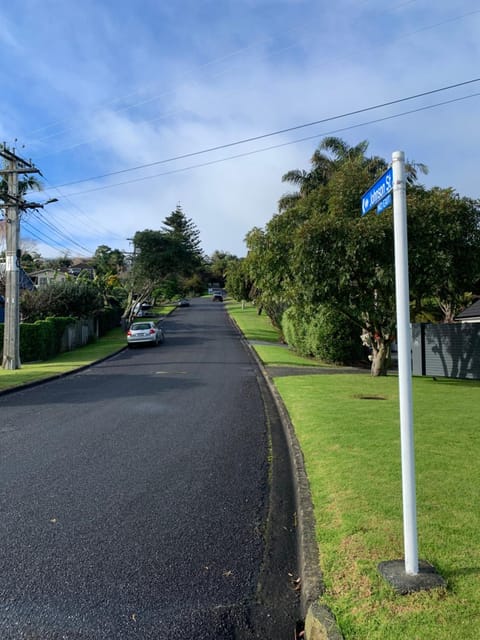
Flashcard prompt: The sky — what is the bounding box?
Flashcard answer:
[0,0,479,260]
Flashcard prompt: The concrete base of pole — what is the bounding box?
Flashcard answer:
[378,559,446,594]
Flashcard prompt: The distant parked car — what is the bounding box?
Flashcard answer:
[177,298,190,307]
[127,321,164,347]
[212,292,223,302]
[133,302,153,317]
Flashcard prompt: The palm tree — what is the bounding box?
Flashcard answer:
[278,137,428,212]
[278,137,369,211]
[0,174,43,207]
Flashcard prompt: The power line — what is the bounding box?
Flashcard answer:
[21,220,73,255]
[46,77,480,191]
[60,89,480,198]
[40,176,130,243]
[26,209,93,255]
[28,4,475,158]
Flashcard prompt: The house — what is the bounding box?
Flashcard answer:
[456,299,480,323]
[0,263,35,291]
[67,260,95,279]
[28,269,68,289]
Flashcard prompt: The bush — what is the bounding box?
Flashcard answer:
[282,306,310,356]
[21,280,104,322]
[97,306,122,336]
[282,305,365,364]
[19,317,75,362]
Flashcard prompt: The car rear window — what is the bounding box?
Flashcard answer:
[131,323,151,330]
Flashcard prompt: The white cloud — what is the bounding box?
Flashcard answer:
[1,1,479,258]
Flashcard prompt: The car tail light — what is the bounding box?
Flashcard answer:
[127,330,132,336]
[149,329,155,334]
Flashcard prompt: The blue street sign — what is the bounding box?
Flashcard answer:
[377,192,392,214]
[361,167,393,215]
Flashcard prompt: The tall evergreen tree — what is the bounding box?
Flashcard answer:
[162,204,204,274]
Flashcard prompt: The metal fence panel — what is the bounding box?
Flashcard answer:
[411,323,480,379]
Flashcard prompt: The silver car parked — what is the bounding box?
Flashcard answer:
[127,321,165,347]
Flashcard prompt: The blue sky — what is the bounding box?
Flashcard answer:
[1,0,479,259]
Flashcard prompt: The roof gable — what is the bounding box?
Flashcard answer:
[456,299,480,319]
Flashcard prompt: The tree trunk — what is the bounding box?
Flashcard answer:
[370,341,391,376]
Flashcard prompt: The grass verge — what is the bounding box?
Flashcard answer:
[226,301,281,342]
[0,327,127,391]
[226,300,480,637]
[274,374,480,639]
[227,301,332,367]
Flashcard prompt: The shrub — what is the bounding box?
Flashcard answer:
[19,317,75,362]
[97,306,122,336]
[21,280,104,322]
[282,305,365,364]
[282,306,310,356]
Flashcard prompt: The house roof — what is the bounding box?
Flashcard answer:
[456,299,480,319]
[0,263,35,290]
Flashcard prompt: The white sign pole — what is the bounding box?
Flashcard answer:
[392,150,419,575]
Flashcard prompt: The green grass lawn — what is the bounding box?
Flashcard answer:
[274,374,480,639]
[225,300,480,637]
[253,344,334,368]
[227,301,333,367]
[0,327,127,391]
[226,301,280,342]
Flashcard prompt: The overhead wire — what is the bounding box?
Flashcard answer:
[27,4,477,159]
[41,76,480,193]
[21,220,73,255]
[26,208,93,255]
[26,25,305,145]
[40,176,132,243]
[59,89,480,198]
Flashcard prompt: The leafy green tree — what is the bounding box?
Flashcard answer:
[126,210,205,320]
[43,255,73,270]
[133,230,179,281]
[279,139,434,373]
[244,201,317,329]
[407,186,480,322]
[291,205,396,375]
[208,250,239,287]
[225,258,251,302]
[92,245,125,276]
[20,250,44,272]
[247,138,434,375]
[162,205,204,275]
[21,280,104,322]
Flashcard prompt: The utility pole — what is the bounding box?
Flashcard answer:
[0,145,40,370]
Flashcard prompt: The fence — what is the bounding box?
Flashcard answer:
[60,318,96,352]
[411,322,480,380]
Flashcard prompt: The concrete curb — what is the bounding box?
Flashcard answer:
[229,318,343,639]
[257,363,343,640]
[0,347,128,397]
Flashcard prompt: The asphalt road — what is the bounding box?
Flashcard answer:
[0,298,298,639]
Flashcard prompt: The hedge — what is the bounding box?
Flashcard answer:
[0,306,122,363]
[282,304,365,365]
